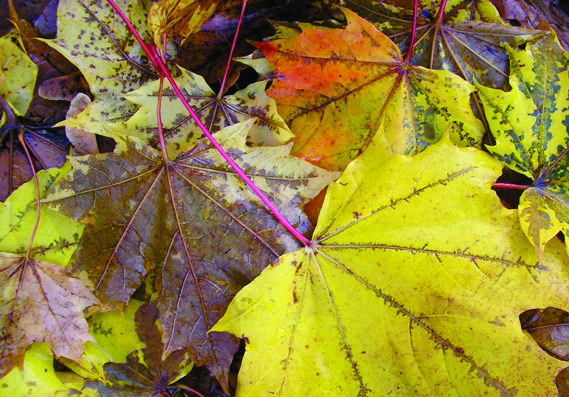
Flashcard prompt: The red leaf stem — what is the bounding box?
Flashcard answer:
[435,0,448,23]
[405,0,419,64]
[18,128,41,259]
[218,0,248,97]
[105,0,312,247]
[492,183,531,190]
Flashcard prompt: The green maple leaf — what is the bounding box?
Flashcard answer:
[259,7,484,170]
[120,67,294,156]
[477,35,569,258]
[45,120,337,388]
[343,0,542,89]
[213,134,569,395]
[0,32,38,119]
[44,0,164,136]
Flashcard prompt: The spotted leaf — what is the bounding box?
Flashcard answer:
[477,35,569,258]
[214,134,569,395]
[259,8,484,170]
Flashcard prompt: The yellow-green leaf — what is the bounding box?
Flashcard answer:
[0,33,37,118]
[0,343,83,396]
[59,298,145,382]
[44,0,166,137]
[213,134,569,395]
[0,165,83,265]
[477,35,569,257]
[120,67,294,156]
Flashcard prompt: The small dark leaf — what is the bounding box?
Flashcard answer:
[521,307,569,361]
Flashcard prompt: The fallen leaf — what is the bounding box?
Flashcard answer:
[0,129,69,202]
[0,252,98,376]
[148,0,219,46]
[0,167,94,377]
[59,298,146,382]
[65,93,98,156]
[0,32,38,118]
[521,307,569,361]
[44,0,164,137]
[259,8,484,170]
[0,166,83,264]
[0,343,84,396]
[213,134,569,395]
[490,0,569,50]
[45,120,338,388]
[121,67,294,155]
[343,0,543,89]
[82,299,194,396]
[477,35,569,257]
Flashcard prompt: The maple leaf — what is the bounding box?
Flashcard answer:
[45,120,338,388]
[44,0,164,136]
[121,67,294,156]
[0,32,37,119]
[82,299,194,396]
[0,252,98,377]
[259,8,484,170]
[213,134,569,395]
[148,0,219,46]
[343,0,542,89]
[477,35,569,258]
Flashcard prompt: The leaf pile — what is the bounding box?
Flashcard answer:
[1,0,569,396]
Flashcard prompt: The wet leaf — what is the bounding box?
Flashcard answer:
[82,299,193,396]
[344,0,542,89]
[259,8,484,170]
[214,134,569,395]
[477,35,569,257]
[121,67,294,155]
[45,120,338,388]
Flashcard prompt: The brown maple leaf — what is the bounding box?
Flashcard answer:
[0,252,98,376]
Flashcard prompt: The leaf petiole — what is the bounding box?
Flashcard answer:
[218,0,248,98]
[492,182,531,190]
[404,0,419,64]
[105,0,312,247]
[18,128,41,259]
[435,0,449,25]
